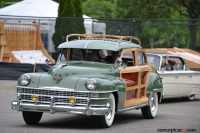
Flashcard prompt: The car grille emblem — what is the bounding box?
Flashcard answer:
[54,74,62,84]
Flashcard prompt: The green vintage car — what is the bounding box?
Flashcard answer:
[11,34,163,128]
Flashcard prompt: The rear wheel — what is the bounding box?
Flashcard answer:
[22,111,43,125]
[96,93,115,128]
[141,93,158,119]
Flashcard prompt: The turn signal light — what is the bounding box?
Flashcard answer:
[31,95,38,101]
[69,97,76,103]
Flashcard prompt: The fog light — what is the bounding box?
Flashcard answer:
[31,95,38,101]
[69,97,76,103]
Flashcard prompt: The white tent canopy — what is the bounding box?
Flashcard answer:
[0,0,58,17]
[0,0,92,19]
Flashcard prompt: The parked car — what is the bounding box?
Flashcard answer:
[146,53,200,101]
[11,34,163,128]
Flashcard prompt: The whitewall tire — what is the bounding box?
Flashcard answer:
[96,93,115,128]
[141,92,158,119]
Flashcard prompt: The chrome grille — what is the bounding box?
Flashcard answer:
[19,88,89,105]
[20,88,90,97]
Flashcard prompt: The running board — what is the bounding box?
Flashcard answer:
[117,103,148,113]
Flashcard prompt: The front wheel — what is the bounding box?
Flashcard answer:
[141,92,158,119]
[96,93,115,128]
[22,111,43,125]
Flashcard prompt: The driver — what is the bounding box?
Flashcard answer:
[164,56,176,71]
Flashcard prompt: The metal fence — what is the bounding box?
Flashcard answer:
[1,15,200,54]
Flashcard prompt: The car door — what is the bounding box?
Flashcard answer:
[178,71,197,96]
[175,57,200,96]
[159,56,179,98]
[160,72,179,98]
[119,48,150,108]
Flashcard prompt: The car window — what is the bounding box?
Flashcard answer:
[121,52,134,66]
[138,51,146,66]
[162,57,184,70]
[98,50,107,58]
[59,48,119,64]
[71,49,84,60]
[146,54,160,70]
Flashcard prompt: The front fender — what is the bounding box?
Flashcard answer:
[17,73,42,87]
[75,76,125,92]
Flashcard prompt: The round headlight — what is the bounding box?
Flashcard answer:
[85,79,96,90]
[19,74,31,86]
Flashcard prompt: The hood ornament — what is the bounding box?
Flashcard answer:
[53,74,62,84]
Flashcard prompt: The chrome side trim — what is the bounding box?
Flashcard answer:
[117,103,148,112]
[90,98,109,100]
[153,88,162,92]
[162,82,200,86]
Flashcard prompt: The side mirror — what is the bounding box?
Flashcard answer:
[122,63,127,69]
[116,57,122,66]
[114,57,127,69]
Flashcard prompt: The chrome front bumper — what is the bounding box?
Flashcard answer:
[11,101,110,116]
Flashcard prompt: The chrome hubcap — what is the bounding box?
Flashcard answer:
[106,103,112,120]
[106,110,112,120]
[151,96,156,112]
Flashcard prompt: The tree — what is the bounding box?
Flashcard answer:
[113,0,172,19]
[113,0,200,50]
[52,0,74,51]
[52,0,59,2]
[82,0,115,18]
[72,0,85,34]
[175,0,200,50]
[52,0,85,51]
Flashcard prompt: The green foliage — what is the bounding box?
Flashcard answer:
[111,0,200,50]
[113,0,172,19]
[73,0,82,17]
[52,0,85,51]
[0,0,22,8]
[52,0,59,3]
[72,0,85,34]
[3,0,200,51]
[82,0,115,18]
[139,19,191,49]
[174,0,200,19]
[173,0,200,50]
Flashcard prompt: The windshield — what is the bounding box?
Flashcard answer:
[59,48,119,64]
[146,54,161,70]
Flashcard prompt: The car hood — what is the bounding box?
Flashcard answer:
[38,62,115,89]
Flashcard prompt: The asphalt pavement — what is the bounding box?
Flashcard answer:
[0,80,200,133]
